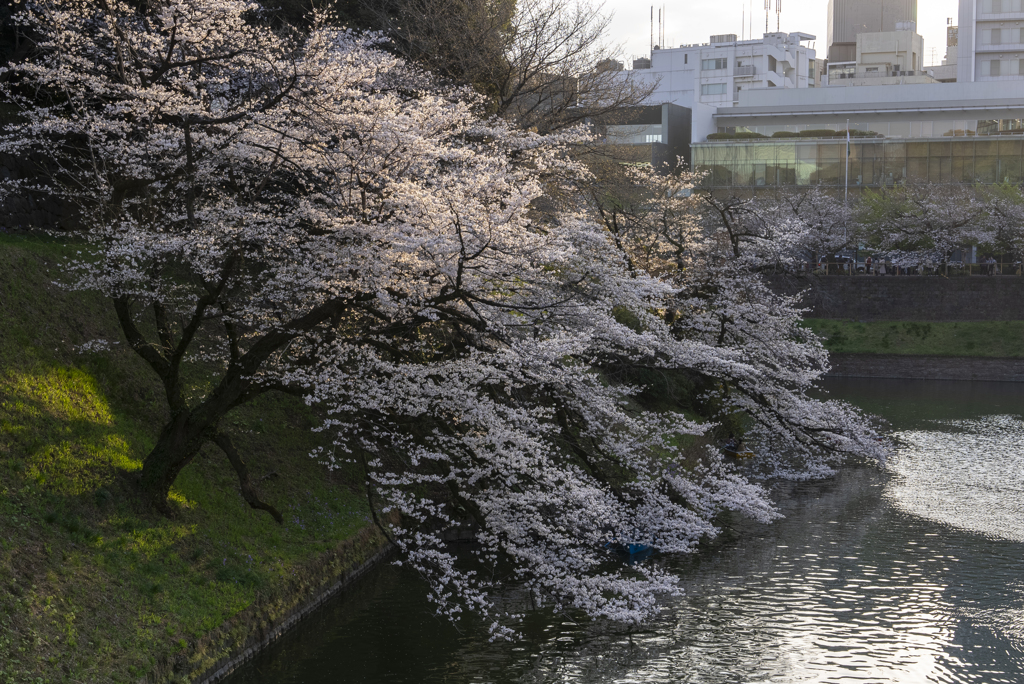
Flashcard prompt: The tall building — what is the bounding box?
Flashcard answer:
[827,0,919,62]
[957,0,1024,83]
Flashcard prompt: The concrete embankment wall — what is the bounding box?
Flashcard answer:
[767,275,1024,321]
[765,276,1024,381]
[828,354,1024,382]
[195,541,395,684]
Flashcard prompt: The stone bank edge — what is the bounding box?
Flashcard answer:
[827,354,1024,382]
[193,538,396,684]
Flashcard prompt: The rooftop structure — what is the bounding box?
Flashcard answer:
[826,23,934,86]
[927,23,959,83]
[827,0,919,62]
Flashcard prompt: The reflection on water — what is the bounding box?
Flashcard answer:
[890,415,1024,543]
[226,379,1024,684]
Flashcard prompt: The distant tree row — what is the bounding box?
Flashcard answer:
[696,184,1024,272]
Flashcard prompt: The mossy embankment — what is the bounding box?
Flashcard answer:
[803,319,1024,358]
[0,235,384,684]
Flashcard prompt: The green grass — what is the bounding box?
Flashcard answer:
[0,235,383,683]
[803,319,1024,357]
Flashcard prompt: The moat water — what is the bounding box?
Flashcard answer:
[226,378,1024,684]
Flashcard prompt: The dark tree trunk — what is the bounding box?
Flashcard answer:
[138,400,284,522]
[115,291,358,520]
[138,410,215,514]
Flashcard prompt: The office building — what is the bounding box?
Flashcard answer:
[628,32,818,141]
[957,0,1024,82]
[590,104,693,171]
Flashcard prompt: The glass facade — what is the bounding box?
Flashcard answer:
[606,124,663,145]
[693,137,1024,188]
[718,119,1024,139]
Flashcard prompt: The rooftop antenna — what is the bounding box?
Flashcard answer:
[742,4,745,40]
[650,5,653,54]
[658,5,665,49]
[764,0,781,33]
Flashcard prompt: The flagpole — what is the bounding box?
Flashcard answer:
[845,118,850,209]
[845,119,850,247]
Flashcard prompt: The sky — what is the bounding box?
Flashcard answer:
[601,0,961,67]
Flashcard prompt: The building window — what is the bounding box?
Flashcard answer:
[984,0,1024,12]
[983,28,1024,44]
[701,83,728,96]
[684,54,688,64]
[645,134,663,143]
[992,59,1002,76]
[701,58,728,71]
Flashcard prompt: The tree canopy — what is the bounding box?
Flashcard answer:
[0,0,884,634]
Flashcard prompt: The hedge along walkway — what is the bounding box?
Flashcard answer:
[0,235,386,684]
[802,319,1024,358]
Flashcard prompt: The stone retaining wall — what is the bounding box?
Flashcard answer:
[828,354,1024,382]
[193,542,396,684]
[767,275,1024,321]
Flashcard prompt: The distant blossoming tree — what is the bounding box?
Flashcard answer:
[855,184,987,268]
[588,167,885,480]
[1,0,884,634]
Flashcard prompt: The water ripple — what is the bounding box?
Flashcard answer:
[225,383,1024,684]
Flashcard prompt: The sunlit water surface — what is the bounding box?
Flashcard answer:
[226,378,1024,684]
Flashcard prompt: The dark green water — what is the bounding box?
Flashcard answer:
[226,378,1024,684]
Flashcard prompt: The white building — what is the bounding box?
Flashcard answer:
[634,34,819,104]
[631,32,819,140]
[957,0,1024,82]
[639,32,818,107]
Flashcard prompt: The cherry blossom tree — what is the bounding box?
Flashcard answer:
[1,0,885,633]
[778,187,854,270]
[979,183,1024,266]
[588,168,885,479]
[855,184,986,269]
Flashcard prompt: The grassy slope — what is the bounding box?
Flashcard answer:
[803,319,1024,358]
[0,236,380,684]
